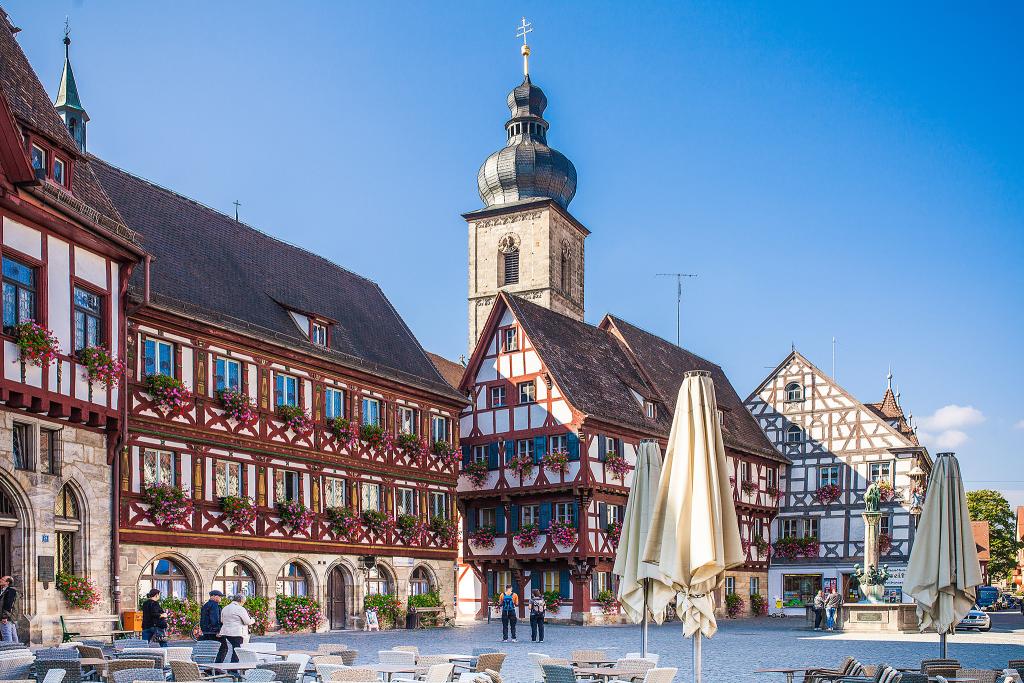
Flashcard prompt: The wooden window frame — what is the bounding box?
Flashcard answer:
[274,373,299,407]
[143,337,175,379]
[214,356,242,393]
[398,406,417,435]
[490,385,506,408]
[2,250,40,334]
[324,387,345,419]
[517,380,536,405]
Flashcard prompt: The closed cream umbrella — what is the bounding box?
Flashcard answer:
[904,452,982,658]
[612,440,666,656]
[643,371,744,683]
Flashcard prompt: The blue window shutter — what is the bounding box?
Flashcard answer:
[462,445,471,467]
[598,434,607,462]
[598,503,608,529]
[572,501,579,526]
[532,572,542,590]
[533,435,546,463]
[505,440,515,465]
[616,438,624,458]
[488,442,500,470]
[467,507,477,532]
[509,505,520,532]
[567,432,580,461]
[488,571,496,596]
[512,575,520,593]
[496,507,506,534]
[559,569,570,599]
[539,502,552,529]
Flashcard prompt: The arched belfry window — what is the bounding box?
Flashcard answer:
[498,234,520,287]
[785,382,803,402]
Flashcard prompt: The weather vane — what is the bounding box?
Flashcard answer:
[516,17,533,76]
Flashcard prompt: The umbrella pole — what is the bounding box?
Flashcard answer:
[694,632,703,683]
[641,578,649,658]
[940,630,947,659]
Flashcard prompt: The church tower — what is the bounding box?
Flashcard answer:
[54,31,89,153]
[464,20,588,353]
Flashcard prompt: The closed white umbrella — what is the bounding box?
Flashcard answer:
[904,452,982,657]
[643,371,744,683]
[613,440,666,656]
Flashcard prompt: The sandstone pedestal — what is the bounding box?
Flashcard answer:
[842,603,920,632]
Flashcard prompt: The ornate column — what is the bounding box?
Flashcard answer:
[569,559,593,624]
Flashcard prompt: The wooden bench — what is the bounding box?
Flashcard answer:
[412,606,453,628]
[60,615,138,643]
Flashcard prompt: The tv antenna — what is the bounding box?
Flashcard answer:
[656,272,697,346]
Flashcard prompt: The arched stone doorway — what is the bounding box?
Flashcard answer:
[326,564,353,630]
[0,485,15,577]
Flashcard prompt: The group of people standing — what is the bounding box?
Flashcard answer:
[812,587,842,631]
[141,588,253,662]
[497,585,548,643]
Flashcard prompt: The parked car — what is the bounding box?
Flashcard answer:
[956,607,991,631]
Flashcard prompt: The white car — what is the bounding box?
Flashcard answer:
[956,608,991,631]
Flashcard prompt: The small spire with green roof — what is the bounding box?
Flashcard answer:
[54,20,89,153]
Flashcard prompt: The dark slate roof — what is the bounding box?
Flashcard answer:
[504,294,671,435]
[0,14,124,227]
[91,157,464,402]
[427,352,465,391]
[603,315,788,462]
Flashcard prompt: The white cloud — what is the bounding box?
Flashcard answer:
[917,405,985,431]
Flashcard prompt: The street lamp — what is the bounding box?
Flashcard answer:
[358,555,377,583]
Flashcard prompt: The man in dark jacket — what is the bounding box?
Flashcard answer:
[200,590,227,662]
[0,576,18,643]
[140,588,167,646]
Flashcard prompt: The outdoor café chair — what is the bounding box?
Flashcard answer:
[256,662,301,683]
[242,671,276,683]
[112,669,164,683]
[169,660,235,683]
[235,651,261,666]
[392,647,418,656]
[115,641,149,650]
[474,655,505,674]
[314,646,347,656]
[625,654,660,666]
[614,659,655,681]
[378,652,415,666]
[0,664,32,682]
[189,642,220,665]
[809,659,866,683]
[36,651,78,661]
[571,651,607,664]
[423,664,455,682]
[283,655,310,683]
[921,661,960,679]
[74,647,104,662]
[42,671,67,683]
[957,670,998,683]
[899,674,928,683]
[35,661,82,683]
[611,669,677,683]
[1010,662,1024,671]
[166,649,193,664]
[105,661,155,676]
[541,665,589,683]
[328,671,376,683]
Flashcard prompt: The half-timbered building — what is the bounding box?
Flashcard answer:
[0,13,146,642]
[745,350,931,614]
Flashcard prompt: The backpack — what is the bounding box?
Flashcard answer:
[501,593,516,612]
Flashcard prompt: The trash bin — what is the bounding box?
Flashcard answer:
[406,607,419,629]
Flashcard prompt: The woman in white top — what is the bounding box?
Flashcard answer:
[218,594,254,662]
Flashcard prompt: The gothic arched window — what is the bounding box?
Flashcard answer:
[55,484,81,575]
[277,562,309,597]
[409,567,434,596]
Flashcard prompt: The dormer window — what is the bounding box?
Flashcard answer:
[785,382,803,402]
[311,321,328,347]
[30,145,46,178]
[644,401,657,419]
[502,328,518,352]
[53,158,66,186]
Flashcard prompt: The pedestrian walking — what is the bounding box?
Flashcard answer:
[200,590,227,662]
[141,588,168,647]
[498,584,519,642]
[812,589,825,630]
[529,589,546,643]
[0,576,18,643]
[825,587,841,631]
[218,594,254,663]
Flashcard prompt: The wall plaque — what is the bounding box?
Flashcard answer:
[37,555,55,583]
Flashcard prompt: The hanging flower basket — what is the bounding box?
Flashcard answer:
[362,510,394,536]
[325,506,361,541]
[431,440,460,467]
[813,484,842,505]
[877,480,900,502]
[547,520,577,547]
[878,532,893,555]
[754,537,770,557]
[328,417,357,445]
[12,321,59,367]
[277,405,312,434]
[603,453,630,482]
[276,500,315,534]
[513,523,540,548]
[142,483,193,527]
[219,495,257,530]
[462,460,489,488]
[146,374,194,414]
[764,484,781,499]
[772,536,801,560]
[605,521,622,548]
[218,390,256,424]
[741,480,758,496]
[798,537,820,557]
[429,516,457,545]
[468,525,496,549]
[77,345,124,387]
[507,453,535,480]
[541,451,569,475]
[360,423,386,448]
[395,513,422,543]
[56,572,101,610]
[396,433,421,456]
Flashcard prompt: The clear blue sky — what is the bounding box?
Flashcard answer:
[8,2,1022,504]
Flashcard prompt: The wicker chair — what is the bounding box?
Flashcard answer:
[112,669,164,683]
[806,658,863,683]
[423,664,454,683]
[636,670,678,683]
[475,654,506,673]
[328,671,376,683]
[871,665,900,683]
[900,674,928,683]
[169,660,236,683]
[337,652,357,668]
[36,651,79,661]
[255,662,300,683]
[241,671,275,683]
[541,665,576,683]
[0,664,32,682]
[956,670,998,683]
[378,652,415,666]
[188,642,220,666]
[614,659,655,682]
[74,647,104,662]
[34,661,82,683]
[315,646,346,655]
[624,654,660,666]
[41,671,66,683]
[105,661,155,676]
[572,651,606,664]
[392,647,418,656]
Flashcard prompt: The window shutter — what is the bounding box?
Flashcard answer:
[616,438,624,458]
[572,501,579,526]
[598,503,608,530]
[558,569,570,599]
[504,440,515,465]
[466,507,477,532]
[512,574,520,593]
[533,436,546,464]
[488,571,496,596]
[495,507,506,534]
[487,442,500,470]
[531,572,542,590]
[591,573,598,599]
[598,435,607,462]
[567,432,580,461]
[539,502,552,529]
[462,445,471,467]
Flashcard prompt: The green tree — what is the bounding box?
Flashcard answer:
[966,489,1020,582]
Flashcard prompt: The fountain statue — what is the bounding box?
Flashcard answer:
[856,481,889,603]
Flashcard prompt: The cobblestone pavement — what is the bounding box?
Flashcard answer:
[250,614,1024,683]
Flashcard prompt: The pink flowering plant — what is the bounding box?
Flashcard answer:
[877,479,900,502]
[765,484,781,499]
[277,405,312,434]
[325,506,362,541]
[605,521,622,548]
[396,432,421,456]
[878,532,893,555]
[276,500,315,534]
[604,452,630,482]
[596,589,619,614]
[362,510,394,536]
[142,482,193,527]
[12,321,59,366]
[513,523,541,548]
[429,516,457,545]
[468,525,497,549]
[814,484,842,505]
[77,345,124,387]
[220,495,257,531]
[772,536,820,559]
[56,572,101,610]
[542,451,569,475]
[275,595,323,632]
[395,513,422,543]
[360,423,386,448]
[507,453,535,480]
[146,374,194,413]
[741,480,758,496]
[431,440,460,466]
[218,390,256,424]
[547,520,578,547]
[328,417,357,446]
[754,537,770,557]
[462,460,489,488]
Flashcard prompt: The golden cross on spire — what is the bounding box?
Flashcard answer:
[516,17,533,76]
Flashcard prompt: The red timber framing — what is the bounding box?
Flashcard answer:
[121,306,463,561]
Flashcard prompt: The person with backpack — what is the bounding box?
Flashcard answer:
[529,589,546,642]
[499,585,519,642]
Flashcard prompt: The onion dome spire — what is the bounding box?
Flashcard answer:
[476,19,577,209]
